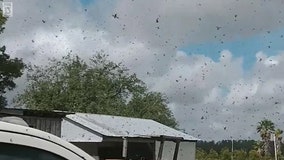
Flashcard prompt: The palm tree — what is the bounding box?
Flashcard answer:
[275,128,283,156]
[254,140,264,156]
[256,119,275,156]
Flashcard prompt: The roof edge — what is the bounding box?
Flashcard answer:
[63,117,104,137]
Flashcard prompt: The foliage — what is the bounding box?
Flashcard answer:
[0,9,24,108]
[248,150,261,160]
[196,147,280,160]
[206,149,219,160]
[196,148,207,160]
[196,119,284,160]
[254,140,264,156]
[17,53,177,128]
[233,149,247,160]
[219,147,231,160]
[126,91,177,127]
[275,128,283,156]
[257,119,275,156]
[197,140,255,153]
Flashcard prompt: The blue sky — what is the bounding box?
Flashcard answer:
[80,0,94,6]
[183,27,284,70]
[79,0,284,71]
[80,0,284,70]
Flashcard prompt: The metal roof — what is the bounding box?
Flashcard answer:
[64,113,198,141]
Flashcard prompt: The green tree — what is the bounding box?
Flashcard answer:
[126,91,177,127]
[254,140,264,157]
[196,148,207,160]
[233,149,247,160]
[17,54,177,127]
[257,119,275,156]
[219,147,231,160]
[0,10,24,108]
[206,149,219,160]
[248,150,262,160]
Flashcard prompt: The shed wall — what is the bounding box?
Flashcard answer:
[22,116,62,137]
[0,115,62,137]
[155,141,196,160]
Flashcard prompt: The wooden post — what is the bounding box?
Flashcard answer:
[122,137,128,159]
[157,140,164,160]
[173,141,180,160]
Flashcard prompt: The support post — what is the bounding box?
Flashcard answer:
[122,137,128,159]
[231,138,234,160]
[173,141,180,160]
[273,133,277,160]
[157,140,164,160]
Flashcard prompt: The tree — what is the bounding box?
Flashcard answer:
[254,140,264,157]
[126,91,177,127]
[233,150,247,160]
[248,150,262,160]
[257,119,275,156]
[219,147,231,160]
[17,54,177,128]
[206,149,219,160]
[196,148,207,160]
[0,10,24,108]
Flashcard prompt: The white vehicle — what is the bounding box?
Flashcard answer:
[0,119,96,160]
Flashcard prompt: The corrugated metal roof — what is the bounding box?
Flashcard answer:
[64,113,198,141]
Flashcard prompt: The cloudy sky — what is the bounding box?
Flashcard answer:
[2,0,284,141]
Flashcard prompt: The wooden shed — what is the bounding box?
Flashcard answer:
[62,113,198,160]
[0,108,70,137]
[0,108,198,160]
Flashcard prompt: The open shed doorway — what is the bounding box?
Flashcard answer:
[98,141,155,160]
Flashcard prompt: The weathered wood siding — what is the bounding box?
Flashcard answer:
[22,116,62,137]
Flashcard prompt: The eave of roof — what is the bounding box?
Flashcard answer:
[0,108,73,118]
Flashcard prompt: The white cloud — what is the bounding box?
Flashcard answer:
[151,50,243,106]
[104,0,284,47]
[153,50,284,140]
[3,0,284,141]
